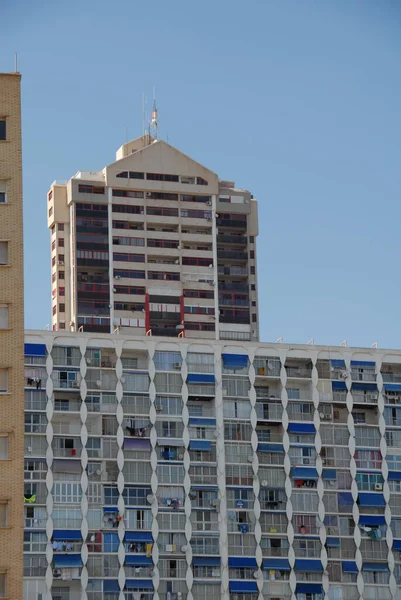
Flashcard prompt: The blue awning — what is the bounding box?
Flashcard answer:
[288,423,315,434]
[188,417,216,427]
[332,381,347,390]
[384,383,401,392]
[229,581,258,593]
[191,485,218,491]
[125,580,153,589]
[338,492,353,506]
[193,557,221,566]
[228,557,257,568]
[363,563,389,572]
[359,515,386,526]
[296,583,323,594]
[342,561,358,573]
[352,383,377,391]
[187,374,215,384]
[222,354,248,369]
[257,443,284,453]
[104,581,119,592]
[125,555,153,566]
[53,530,82,541]
[351,361,375,367]
[54,554,82,568]
[295,559,323,572]
[103,507,118,513]
[358,493,385,507]
[326,537,340,547]
[393,540,401,551]
[24,343,46,357]
[263,558,290,571]
[125,531,153,542]
[322,469,337,480]
[291,467,318,480]
[189,440,212,451]
[388,471,401,481]
[331,359,345,368]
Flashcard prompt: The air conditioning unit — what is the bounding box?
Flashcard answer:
[341,371,348,379]
[71,381,79,388]
[53,569,62,578]
[261,480,268,487]
[173,363,181,370]
[57,261,64,266]
[374,483,383,491]
[210,499,218,507]
[155,404,163,412]
[115,275,121,280]
[181,545,188,552]
[178,453,184,460]
[206,200,212,206]
[370,394,378,400]
[96,380,101,387]
[86,359,91,365]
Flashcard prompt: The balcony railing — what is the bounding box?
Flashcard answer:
[351,370,376,382]
[285,367,312,379]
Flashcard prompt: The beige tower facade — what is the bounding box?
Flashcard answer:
[0,73,24,599]
[48,135,259,342]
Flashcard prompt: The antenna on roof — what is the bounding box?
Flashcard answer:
[150,87,158,140]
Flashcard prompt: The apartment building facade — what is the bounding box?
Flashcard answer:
[0,73,25,600]
[23,331,401,600]
[47,136,259,342]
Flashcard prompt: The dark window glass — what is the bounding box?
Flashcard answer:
[116,171,129,179]
[129,171,145,179]
[58,224,64,231]
[250,266,255,275]
[0,120,6,141]
[251,284,256,291]
[250,250,255,259]
[252,314,257,323]
[59,304,65,313]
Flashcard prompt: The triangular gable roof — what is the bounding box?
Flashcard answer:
[106,137,218,180]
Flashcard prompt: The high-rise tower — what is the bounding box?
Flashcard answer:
[47,136,259,341]
[0,72,24,600]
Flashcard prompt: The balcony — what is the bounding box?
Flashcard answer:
[351,369,376,382]
[217,250,248,260]
[255,402,283,421]
[218,234,247,245]
[218,266,248,276]
[285,366,312,379]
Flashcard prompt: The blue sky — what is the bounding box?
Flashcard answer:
[2,0,401,348]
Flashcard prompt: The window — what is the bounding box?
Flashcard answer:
[0,183,7,204]
[53,482,81,503]
[59,271,65,280]
[59,287,65,297]
[0,369,8,393]
[58,254,65,263]
[0,503,7,527]
[58,238,64,247]
[0,241,8,265]
[147,172,179,182]
[78,184,105,194]
[0,119,6,140]
[0,436,8,459]
[58,223,64,231]
[0,306,8,328]
[251,284,256,291]
[129,171,145,179]
[0,573,5,598]
[252,314,257,322]
[250,266,255,275]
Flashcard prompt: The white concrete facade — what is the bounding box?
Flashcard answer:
[23,330,401,600]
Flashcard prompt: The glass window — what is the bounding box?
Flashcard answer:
[0,120,6,141]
